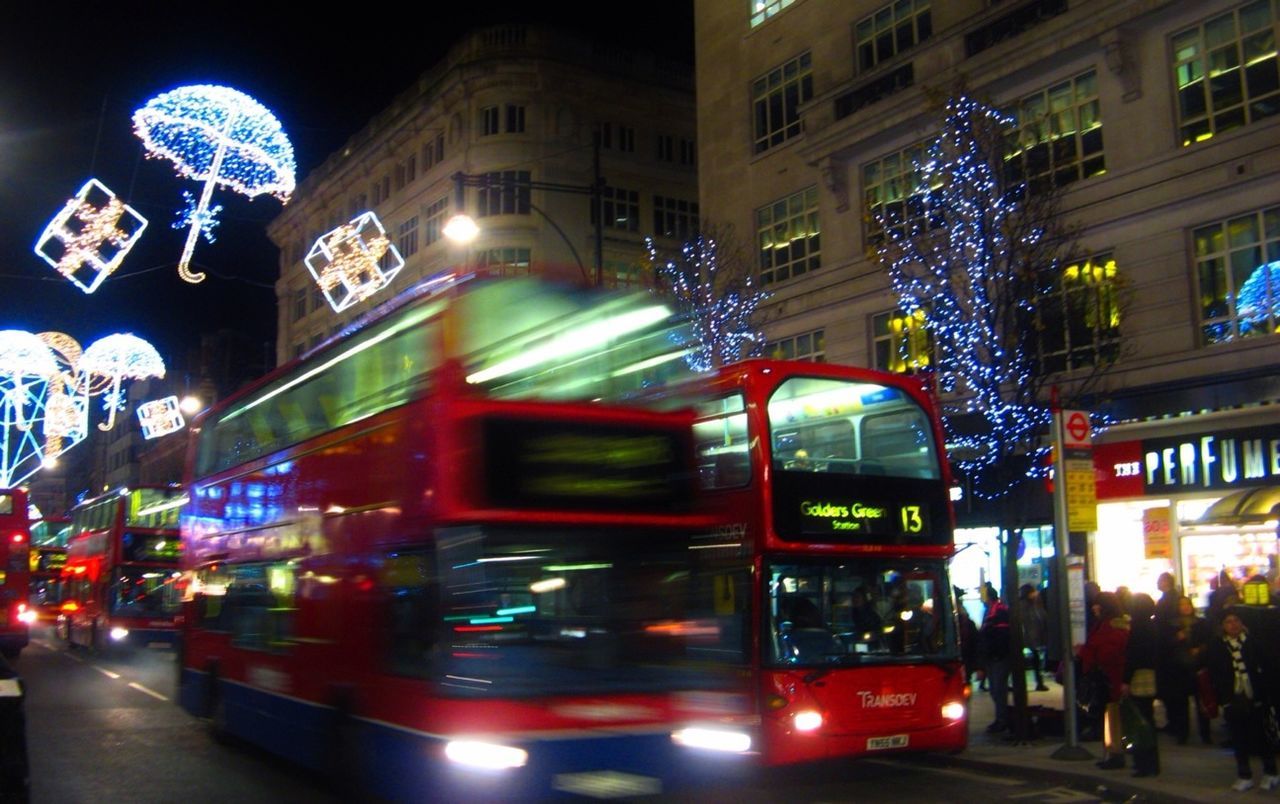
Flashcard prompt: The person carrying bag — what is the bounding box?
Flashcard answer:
[1206,609,1280,792]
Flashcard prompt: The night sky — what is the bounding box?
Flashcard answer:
[0,4,693,370]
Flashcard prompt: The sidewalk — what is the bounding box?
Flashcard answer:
[945,675,1271,802]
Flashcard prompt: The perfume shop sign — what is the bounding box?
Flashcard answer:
[1098,422,1280,497]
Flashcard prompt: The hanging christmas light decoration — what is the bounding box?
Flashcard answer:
[79,333,165,431]
[133,84,296,283]
[305,211,405,312]
[136,396,185,440]
[36,332,88,459]
[0,330,61,486]
[33,179,149,294]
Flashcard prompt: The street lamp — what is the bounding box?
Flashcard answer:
[443,171,604,286]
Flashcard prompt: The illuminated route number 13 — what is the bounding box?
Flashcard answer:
[900,505,924,534]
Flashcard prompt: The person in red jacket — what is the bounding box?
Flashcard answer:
[1079,592,1130,769]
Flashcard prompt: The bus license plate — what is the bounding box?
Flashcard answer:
[867,734,908,750]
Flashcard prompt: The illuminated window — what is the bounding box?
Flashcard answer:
[1003,70,1104,192]
[604,260,647,289]
[1035,252,1122,371]
[595,186,640,231]
[478,247,532,276]
[423,196,448,246]
[769,329,825,362]
[856,0,932,73]
[750,0,795,27]
[753,53,813,154]
[477,171,530,217]
[863,138,934,251]
[1194,206,1280,344]
[757,186,820,285]
[872,309,933,373]
[398,216,419,257]
[653,196,699,240]
[1173,2,1280,147]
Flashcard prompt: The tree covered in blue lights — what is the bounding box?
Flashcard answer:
[647,224,770,371]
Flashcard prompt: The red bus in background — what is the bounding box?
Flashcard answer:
[633,359,967,765]
[61,486,185,651]
[29,517,70,624]
[178,277,752,800]
[1,489,33,658]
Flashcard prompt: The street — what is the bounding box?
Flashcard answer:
[7,628,1134,803]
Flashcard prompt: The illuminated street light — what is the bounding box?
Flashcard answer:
[444,170,605,286]
[179,395,204,415]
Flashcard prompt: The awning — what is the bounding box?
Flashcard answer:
[1197,486,1280,526]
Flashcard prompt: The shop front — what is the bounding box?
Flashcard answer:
[1091,416,1280,608]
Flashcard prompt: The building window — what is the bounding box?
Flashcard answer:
[872,309,933,373]
[856,0,932,73]
[1194,206,1280,344]
[863,138,933,251]
[477,247,532,276]
[657,134,674,161]
[1173,2,1280,147]
[598,122,612,149]
[481,106,500,136]
[757,187,820,285]
[477,171,530,217]
[424,196,448,246]
[398,216,419,257]
[653,196,699,241]
[618,126,635,152]
[596,186,640,231]
[769,329,825,362]
[292,288,307,322]
[1036,252,1122,372]
[604,260,647,289]
[424,134,444,169]
[406,155,416,183]
[506,104,526,133]
[310,285,325,313]
[1003,69,1104,191]
[750,0,796,27]
[753,53,813,154]
[680,137,697,165]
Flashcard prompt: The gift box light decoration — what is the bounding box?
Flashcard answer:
[33,179,148,294]
[136,396,185,440]
[305,212,405,312]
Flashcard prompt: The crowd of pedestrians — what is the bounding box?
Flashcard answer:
[968,571,1280,793]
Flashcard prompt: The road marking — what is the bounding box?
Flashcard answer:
[93,666,121,680]
[1009,786,1099,801]
[64,652,84,663]
[128,682,168,702]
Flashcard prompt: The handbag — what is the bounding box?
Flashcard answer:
[1263,705,1280,750]
[1119,696,1157,751]
[1196,668,1219,719]
[1129,668,1157,698]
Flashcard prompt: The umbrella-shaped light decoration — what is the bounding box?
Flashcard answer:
[0,330,60,486]
[1237,260,1280,336]
[79,333,165,431]
[133,84,296,284]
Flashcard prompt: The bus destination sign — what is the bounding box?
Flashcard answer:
[483,417,692,511]
[798,499,927,539]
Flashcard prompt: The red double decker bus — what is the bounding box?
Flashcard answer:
[633,359,967,765]
[28,517,69,624]
[178,277,752,800]
[60,486,185,651]
[1,489,33,659]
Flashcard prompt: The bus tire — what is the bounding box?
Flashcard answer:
[206,666,232,744]
[328,690,362,795]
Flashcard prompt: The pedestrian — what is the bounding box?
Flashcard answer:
[976,584,1012,734]
[1206,609,1280,792]
[955,586,979,687]
[1159,594,1213,745]
[1079,592,1129,767]
[1208,570,1239,624]
[1123,593,1161,777]
[1018,583,1049,691]
[1154,572,1179,626]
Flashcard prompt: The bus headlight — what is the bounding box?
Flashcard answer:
[671,727,753,753]
[109,627,130,641]
[444,740,528,770]
[941,701,966,721]
[793,710,823,732]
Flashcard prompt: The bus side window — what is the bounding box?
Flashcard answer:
[227,563,297,652]
[382,550,439,679]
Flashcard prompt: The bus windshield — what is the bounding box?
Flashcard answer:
[765,557,957,667]
[383,525,749,697]
[111,566,183,618]
[768,376,939,480]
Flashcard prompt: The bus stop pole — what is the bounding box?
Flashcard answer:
[1050,408,1091,760]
